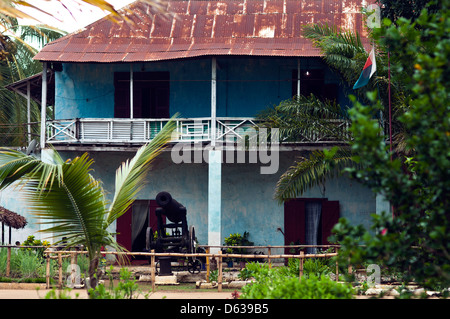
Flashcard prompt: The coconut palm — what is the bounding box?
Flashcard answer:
[256,94,358,202]
[0,119,176,291]
[258,23,408,202]
[0,19,66,146]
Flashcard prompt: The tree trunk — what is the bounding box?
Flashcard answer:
[87,254,101,292]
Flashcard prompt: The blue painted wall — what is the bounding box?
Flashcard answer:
[54,57,350,120]
[48,150,375,247]
[0,149,376,247]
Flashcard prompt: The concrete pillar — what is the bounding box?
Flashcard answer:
[208,150,222,254]
[211,57,217,147]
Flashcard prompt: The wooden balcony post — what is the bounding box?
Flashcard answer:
[40,62,47,148]
[130,65,134,119]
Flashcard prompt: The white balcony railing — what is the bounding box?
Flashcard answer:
[46,117,349,145]
[46,117,259,145]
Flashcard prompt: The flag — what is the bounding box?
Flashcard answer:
[353,47,377,89]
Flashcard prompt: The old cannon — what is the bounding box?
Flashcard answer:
[146,191,201,274]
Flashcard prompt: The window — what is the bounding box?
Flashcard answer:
[292,69,338,102]
[114,72,170,118]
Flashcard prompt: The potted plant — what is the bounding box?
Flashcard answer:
[223,232,254,268]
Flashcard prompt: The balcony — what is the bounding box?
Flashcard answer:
[46,117,349,148]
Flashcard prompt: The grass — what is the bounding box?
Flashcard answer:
[0,247,90,282]
[0,276,46,283]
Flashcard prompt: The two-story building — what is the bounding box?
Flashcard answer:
[2,0,383,254]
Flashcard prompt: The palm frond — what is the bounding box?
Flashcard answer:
[25,153,106,246]
[0,147,62,191]
[257,94,350,143]
[274,148,358,203]
[106,118,177,226]
[303,23,367,83]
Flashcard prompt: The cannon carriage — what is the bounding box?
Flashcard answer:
[145,191,202,274]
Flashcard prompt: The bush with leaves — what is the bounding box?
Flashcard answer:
[88,266,147,299]
[332,0,450,295]
[240,262,353,299]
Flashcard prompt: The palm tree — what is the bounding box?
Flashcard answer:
[0,19,66,146]
[0,119,176,291]
[257,23,408,202]
[256,94,358,202]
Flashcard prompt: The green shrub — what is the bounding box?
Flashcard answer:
[223,232,254,261]
[241,273,354,299]
[88,267,147,299]
[239,261,353,299]
[238,262,269,280]
[0,248,48,278]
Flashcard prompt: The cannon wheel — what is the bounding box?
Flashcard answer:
[188,259,202,274]
[187,226,202,273]
[189,225,196,254]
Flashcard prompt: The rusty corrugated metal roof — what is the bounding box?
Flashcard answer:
[34,0,372,63]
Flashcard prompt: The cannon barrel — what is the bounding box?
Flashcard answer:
[155,191,186,223]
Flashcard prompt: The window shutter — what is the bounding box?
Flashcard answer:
[284,199,306,248]
[321,200,340,245]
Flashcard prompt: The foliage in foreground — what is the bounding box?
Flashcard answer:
[88,267,148,299]
[44,266,149,299]
[332,0,450,295]
[0,119,175,291]
[240,262,354,299]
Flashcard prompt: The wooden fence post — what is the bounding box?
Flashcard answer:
[150,250,155,292]
[46,252,51,289]
[268,246,272,269]
[335,248,339,282]
[6,246,11,277]
[348,258,353,275]
[58,251,63,289]
[206,247,210,282]
[218,251,223,292]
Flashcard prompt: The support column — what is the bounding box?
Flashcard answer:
[211,57,217,147]
[130,65,134,119]
[208,150,222,254]
[297,58,301,98]
[27,81,31,144]
[40,62,47,148]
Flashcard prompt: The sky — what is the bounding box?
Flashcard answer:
[18,0,135,33]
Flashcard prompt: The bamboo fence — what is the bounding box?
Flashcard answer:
[39,245,341,292]
[1,244,345,292]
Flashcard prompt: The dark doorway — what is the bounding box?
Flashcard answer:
[283,198,340,255]
[116,200,164,254]
[114,72,170,118]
